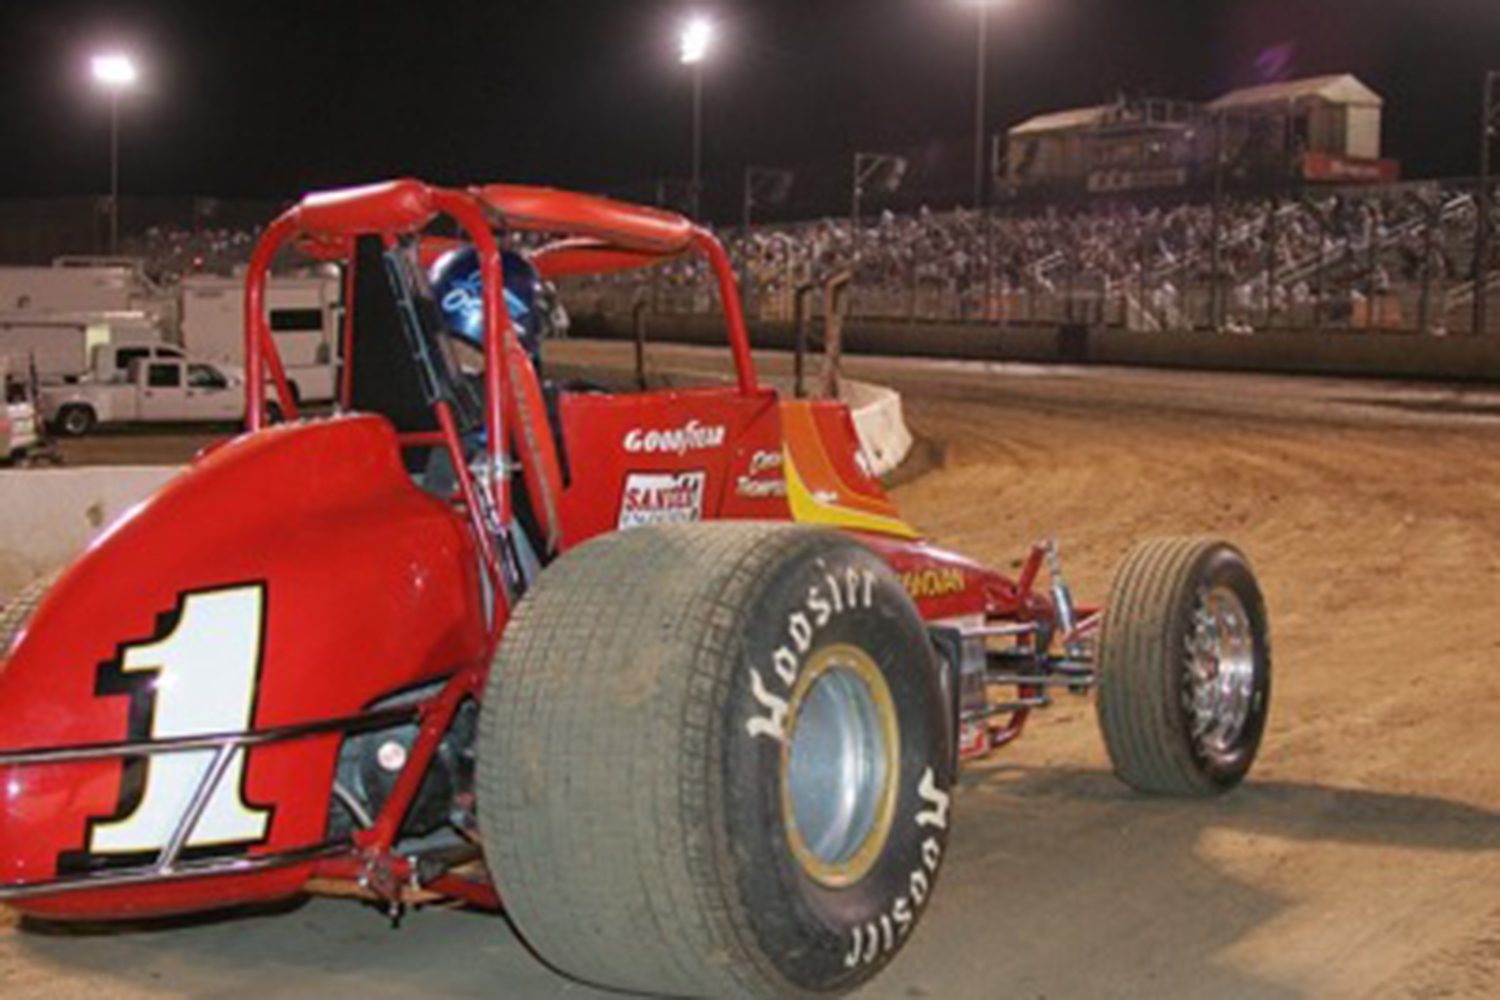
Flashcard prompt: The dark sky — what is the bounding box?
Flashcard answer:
[1,0,1497,209]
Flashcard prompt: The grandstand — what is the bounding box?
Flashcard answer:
[563,176,1498,337]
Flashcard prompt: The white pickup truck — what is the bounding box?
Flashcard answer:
[40,354,248,436]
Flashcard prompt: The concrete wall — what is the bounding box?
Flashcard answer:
[842,380,913,478]
[0,467,179,599]
[573,313,1500,382]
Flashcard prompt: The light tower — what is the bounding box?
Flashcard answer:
[91,52,139,255]
[679,16,715,220]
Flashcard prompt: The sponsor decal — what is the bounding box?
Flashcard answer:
[843,768,950,969]
[618,471,707,528]
[735,448,788,499]
[900,567,966,600]
[748,449,782,475]
[745,566,878,744]
[1302,151,1401,185]
[735,476,788,499]
[742,564,955,968]
[623,420,727,456]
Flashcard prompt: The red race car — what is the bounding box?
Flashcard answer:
[0,181,1271,998]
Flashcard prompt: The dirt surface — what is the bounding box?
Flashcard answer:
[3,343,1498,999]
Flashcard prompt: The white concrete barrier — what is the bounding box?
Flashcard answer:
[0,467,179,600]
[841,379,914,478]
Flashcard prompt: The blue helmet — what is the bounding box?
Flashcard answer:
[428,245,545,357]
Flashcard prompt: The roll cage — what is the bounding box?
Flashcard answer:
[245,179,759,622]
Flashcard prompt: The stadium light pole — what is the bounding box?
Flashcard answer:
[91,52,138,256]
[960,0,1010,209]
[680,16,715,220]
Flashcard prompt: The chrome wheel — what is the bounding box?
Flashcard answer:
[1183,585,1257,763]
[782,644,900,888]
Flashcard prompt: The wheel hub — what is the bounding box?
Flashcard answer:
[1183,585,1257,762]
[782,645,900,888]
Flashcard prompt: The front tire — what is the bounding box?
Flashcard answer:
[1096,537,1271,795]
[479,523,954,998]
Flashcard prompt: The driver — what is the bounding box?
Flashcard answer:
[428,244,551,374]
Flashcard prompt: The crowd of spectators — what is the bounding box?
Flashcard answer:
[117,181,1498,336]
[572,180,1495,335]
[122,225,263,282]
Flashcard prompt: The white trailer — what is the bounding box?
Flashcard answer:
[0,258,174,317]
[179,273,341,404]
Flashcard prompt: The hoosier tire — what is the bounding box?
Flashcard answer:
[1096,537,1270,796]
[478,523,955,998]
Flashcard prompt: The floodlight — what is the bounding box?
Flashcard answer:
[91,53,138,90]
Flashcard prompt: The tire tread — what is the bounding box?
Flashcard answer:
[1097,537,1224,795]
[478,523,835,998]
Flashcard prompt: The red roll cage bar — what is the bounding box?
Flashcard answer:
[242,180,760,604]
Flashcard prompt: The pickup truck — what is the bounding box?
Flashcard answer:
[40,355,247,436]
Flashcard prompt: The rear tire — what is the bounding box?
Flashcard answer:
[479,523,954,998]
[1096,537,1270,795]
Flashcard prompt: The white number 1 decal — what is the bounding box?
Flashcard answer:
[89,584,272,857]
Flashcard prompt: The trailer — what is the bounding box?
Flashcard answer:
[0,258,171,316]
[179,273,341,404]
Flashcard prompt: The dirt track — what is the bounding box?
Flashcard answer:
[3,343,1498,998]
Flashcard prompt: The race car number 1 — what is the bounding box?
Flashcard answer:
[89,584,272,857]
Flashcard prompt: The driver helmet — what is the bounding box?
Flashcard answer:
[429,245,546,365]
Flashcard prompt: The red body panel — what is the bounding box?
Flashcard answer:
[557,387,788,544]
[0,416,488,918]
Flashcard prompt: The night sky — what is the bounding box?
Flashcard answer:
[1,0,1497,212]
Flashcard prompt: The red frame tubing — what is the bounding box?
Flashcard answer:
[354,667,486,856]
[693,229,759,397]
[429,190,513,534]
[310,856,501,912]
[244,213,304,428]
[434,401,502,595]
[338,255,358,411]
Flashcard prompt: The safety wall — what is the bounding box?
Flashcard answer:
[575,314,1500,383]
[0,467,179,600]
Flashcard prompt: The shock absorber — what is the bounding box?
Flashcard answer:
[1047,539,1083,657]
